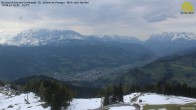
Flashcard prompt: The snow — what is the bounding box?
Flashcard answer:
[67,98,102,110]
[0,29,85,46]
[136,93,196,105]
[0,34,13,45]
[109,106,135,110]
[0,92,50,110]
[67,93,196,110]
[150,32,196,42]
[159,108,167,110]
[123,93,140,103]
[124,93,196,105]
[1,91,196,110]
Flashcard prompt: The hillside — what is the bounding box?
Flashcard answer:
[1,75,195,110]
[1,91,195,110]
[13,75,99,98]
[66,92,196,110]
[0,92,50,110]
[0,42,155,81]
[116,49,196,87]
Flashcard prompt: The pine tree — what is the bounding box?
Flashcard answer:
[0,81,4,86]
[22,77,75,110]
[103,94,109,106]
[118,83,123,102]
[39,81,45,101]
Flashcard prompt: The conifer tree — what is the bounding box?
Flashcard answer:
[103,94,109,106]
[118,83,123,102]
[39,81,45,101]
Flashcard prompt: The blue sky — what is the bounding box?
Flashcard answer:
[0,0,196,40]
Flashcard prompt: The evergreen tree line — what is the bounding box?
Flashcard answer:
[97,83,123,106]
[0,80,4,86]
[23,79,75,110]
[122,82,196,98]
[98,82,196,106]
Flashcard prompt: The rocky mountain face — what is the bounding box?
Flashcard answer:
[0,29,141,46]
[145,32,196,56]
[1,30,196,56]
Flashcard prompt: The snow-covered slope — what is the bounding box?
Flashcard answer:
[67,98,102,110]
[136,93,196,105]
[1,91,195,110]
[123,93,140,103]
[124,93,196,105]
[0,92,50,110]
[66,93,196,110]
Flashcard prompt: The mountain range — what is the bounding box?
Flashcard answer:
[0,29,155,81]
[0,29,141,46]
[145,32,196,56]
[0,29,196,87]
[1,30,196,56]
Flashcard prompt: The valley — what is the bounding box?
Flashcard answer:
[1,0,196,109]
[0,29,196,110]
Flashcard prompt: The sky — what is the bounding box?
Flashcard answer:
[0,0,196,40]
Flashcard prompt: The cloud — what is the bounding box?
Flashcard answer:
[0,0,196,39]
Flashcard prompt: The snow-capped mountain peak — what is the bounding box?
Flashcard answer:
[0,34,13,44]
[149,32,196,42]
[0,29,141,46]
[1,29,85,46]
[145,32,196,56]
